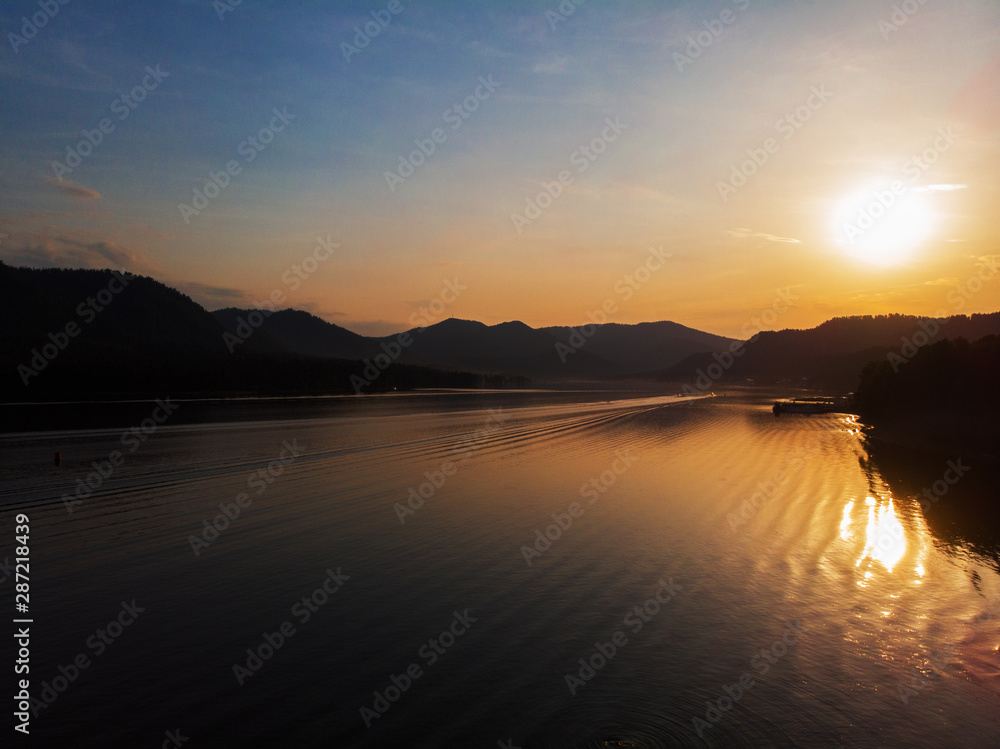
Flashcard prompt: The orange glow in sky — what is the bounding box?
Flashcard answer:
[1,1,998,338]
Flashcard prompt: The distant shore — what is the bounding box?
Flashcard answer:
[861,412,999,465]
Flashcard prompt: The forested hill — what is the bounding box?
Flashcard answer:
[0,263,523,400]
[652,313,1000,391]
[855,335,1000,456]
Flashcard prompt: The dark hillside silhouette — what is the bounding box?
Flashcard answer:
[856,335,1000,456]
[652,314,1000,391]
[0,263,524,400]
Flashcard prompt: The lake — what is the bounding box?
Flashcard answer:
[2,390,998,747]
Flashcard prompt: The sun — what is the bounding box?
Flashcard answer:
[834,185,937,266]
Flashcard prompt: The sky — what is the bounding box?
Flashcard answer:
[1,0,998,338]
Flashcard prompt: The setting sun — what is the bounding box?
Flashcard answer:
[836,186,937,266]
[2,1,1000,746]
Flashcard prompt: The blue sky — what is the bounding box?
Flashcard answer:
[2,0,998,336]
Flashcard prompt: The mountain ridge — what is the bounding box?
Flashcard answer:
[210,308,738,379]
[6,262,1000,399]
[652,312,1000,391]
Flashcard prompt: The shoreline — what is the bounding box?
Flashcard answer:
[860,420,1000,466]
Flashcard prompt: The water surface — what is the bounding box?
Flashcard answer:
[2,391,998,747]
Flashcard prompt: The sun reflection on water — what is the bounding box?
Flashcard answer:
[840,500,855,541]
[848,495,907,584]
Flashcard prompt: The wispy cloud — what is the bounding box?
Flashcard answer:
[1,234,138,269]
[174,281,255,309]
[912,184,968,193]
[46,177,102,200]
[533,56,569,75]
[726,229,801,243]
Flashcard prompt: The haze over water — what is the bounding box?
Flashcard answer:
[2,391,998,747]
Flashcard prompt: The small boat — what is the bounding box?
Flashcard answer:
[772,398,841,416]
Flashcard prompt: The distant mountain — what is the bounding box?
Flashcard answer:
[543,321,735,376]
[213,310,738,380]
[213,307,375,359]
[11,263,994,401]
[0,263,234,398]
[3,262,739,400]
[652,313,1000,391]
[0,261,228,354]
[389,318,621,378]
[0,263,519,400]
